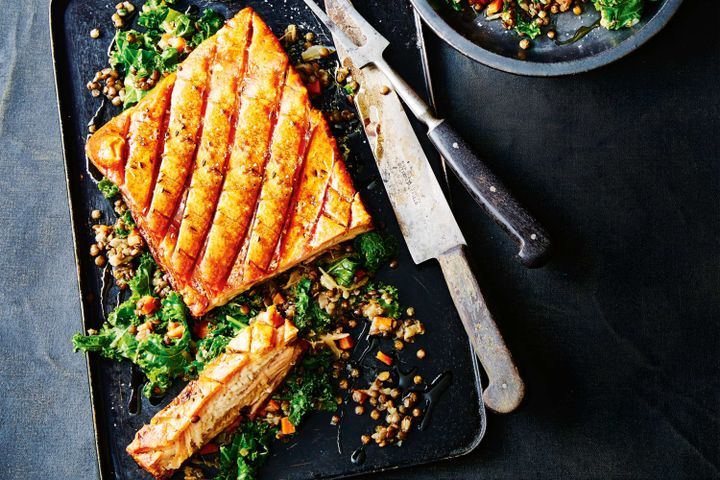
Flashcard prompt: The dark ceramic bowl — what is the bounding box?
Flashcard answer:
[410,0,684,76]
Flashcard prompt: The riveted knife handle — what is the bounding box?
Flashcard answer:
[437,245,525,414]
[428,120,551,268]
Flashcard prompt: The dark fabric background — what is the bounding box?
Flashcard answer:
[1,0,718,479]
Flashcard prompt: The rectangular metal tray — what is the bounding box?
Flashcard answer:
[50,0,485,478]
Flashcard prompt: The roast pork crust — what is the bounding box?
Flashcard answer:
[126,314,305,479]
[86,8,373,317]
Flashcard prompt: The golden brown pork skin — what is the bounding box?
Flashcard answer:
[86,7,373,317]
[127,307,305,479]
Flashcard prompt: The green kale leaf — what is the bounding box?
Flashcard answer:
[134,292,193,396]
[191,9,225,46]
[73,255,193,397]
[97,177,119,199]
[109,1,225,108]
[310,302,332,333]
[514,12,542,39]
[293,277,312,330]
[366,282,401,319]
[138,0,171,32]
[326,257,360,287]
[114,210,136,238]
[353,232,397,273]
[592,0,644,29]
[129,253,156,299]
[279,349,336,426]
[217,420,276,480]
[293,277,331,334]
[162,8,195,38]
[189,294,263,374]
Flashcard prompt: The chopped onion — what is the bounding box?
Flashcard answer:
[318,267,368,299]
[301,45,335,61]
[310,332,350,358]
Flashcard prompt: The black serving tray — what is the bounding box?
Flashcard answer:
[50,0,485,478]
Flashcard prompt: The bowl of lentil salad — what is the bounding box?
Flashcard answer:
[411,0,684,75]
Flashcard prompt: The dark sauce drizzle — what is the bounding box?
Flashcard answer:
[335,322,373,455]
[99,265,113,322]
[128,365,145,415]
[417,371,453,431]
[86,33,116,180]
[350,445,366,465]
[346,367,453,466]
[395,364,418,392]
[337,313,453,466]
[87,100,106,134]
[86,100,106,183]
[556,18,601,46]
[391,365,453,430]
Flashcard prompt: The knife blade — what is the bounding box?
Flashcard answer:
[322,0,525,413]
[305,0,551,268]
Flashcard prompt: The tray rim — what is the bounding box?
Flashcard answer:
[49,0,108,478]
[48,1,487,478]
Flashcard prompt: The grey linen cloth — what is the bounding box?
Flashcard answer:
[0,1,97,478]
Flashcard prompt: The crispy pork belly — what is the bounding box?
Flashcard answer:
[127,308,304,479]
[86,8,373,317]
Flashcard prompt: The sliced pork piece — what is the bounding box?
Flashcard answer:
[85,8,373,317]
[127,307,304,479]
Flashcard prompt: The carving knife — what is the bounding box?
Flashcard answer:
[315,0,525,413]
[306,0,551,268]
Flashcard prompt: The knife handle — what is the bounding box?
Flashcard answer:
[437,245,525,414]
[427,120,551,268]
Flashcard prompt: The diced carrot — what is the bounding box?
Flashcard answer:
[376,350,393,366]
[307,79,322,96]
[199,443,218,455]
[351,389,368,404]
[370,316,395,335]
[166,322,185,339]
[338,336,355,350]
[168,36,187,53]
[268,305,285,327]
[193,320,210,339]
[280,417,296,435]
[486,0,503,15]
[136,295,160,316]
[265,399,280,412]
[272,292,285,305]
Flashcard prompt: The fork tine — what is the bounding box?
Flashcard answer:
[303,0,363,49]
[332,0,387,42]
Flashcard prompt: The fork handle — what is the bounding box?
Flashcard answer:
[374,58,551,268]
[427,120,551,267]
